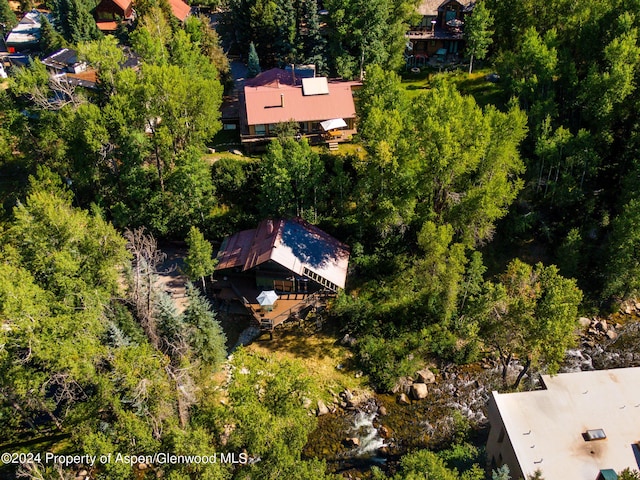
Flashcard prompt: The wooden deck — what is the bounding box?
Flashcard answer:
[212,276,333,332]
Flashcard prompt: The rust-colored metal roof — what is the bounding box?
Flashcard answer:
[243,70,359,126]
[216,218,350,289]
[110,0,131,12]
[244,68,298,88]
[96,21,118,31]
[169,0,190,21]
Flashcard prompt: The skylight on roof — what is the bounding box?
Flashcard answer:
[302,77,329,96]
[584,429,607,441]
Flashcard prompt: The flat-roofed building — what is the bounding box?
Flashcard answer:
[487,368,640,480]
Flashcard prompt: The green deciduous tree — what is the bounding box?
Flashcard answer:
[357,69,527,245]
[378,449,484,480]
[497,27,558,122]
[603,199,640,301]
[217,349,334,479]
[465,0,494,73]
[259,138,324,220]
[78,36,126,93]
[478,259,583,388]
[185,15,231,82]
[130,6,171,65]
[184,226,216,288]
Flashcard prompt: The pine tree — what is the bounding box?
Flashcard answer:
[183,283,227,368]
[247,41,261,78]
[54,0,102,43]
[39,17,65,55]
[0,0,18,32]
[302,0,327,73]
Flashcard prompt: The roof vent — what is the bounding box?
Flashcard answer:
[584,429,607,441]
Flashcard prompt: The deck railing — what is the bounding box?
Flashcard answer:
[258,290,336,331]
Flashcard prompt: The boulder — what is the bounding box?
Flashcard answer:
[596,320,608,331]
[397,393,410,405]
[342,389,354,401]
[378,405,388,416]
[379,425,392,438]
[317,400,330,416]
[341,333,357,347]
[578,317,591,328]
[607,330,618,340]
[392,376,414,395]
[411,383,428,400]
[415,368,436,384]
[344,437,360,447]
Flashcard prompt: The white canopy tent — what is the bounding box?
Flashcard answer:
[320,118,347,131]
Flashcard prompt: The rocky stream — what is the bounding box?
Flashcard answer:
[302,307,640,478]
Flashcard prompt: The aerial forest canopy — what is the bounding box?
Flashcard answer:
[3,0,640,476]
[221,0,421,78]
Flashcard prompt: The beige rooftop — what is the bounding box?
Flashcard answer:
[487,368,640,480]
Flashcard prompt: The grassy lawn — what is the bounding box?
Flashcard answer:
[311,142,366,159]
[247,318,370,399]
[400,67,505,109]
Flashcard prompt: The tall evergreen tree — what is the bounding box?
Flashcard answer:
[39,16,66,55]
[54,0,102,43]
[247,41,261,77]
[183,283,227,367]
[0,0,17,32]
[301,0,327,72]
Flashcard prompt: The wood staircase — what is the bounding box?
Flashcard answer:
[328,142,339,151]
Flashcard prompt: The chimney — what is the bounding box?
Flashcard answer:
[267,219,274,234]
[291,63,295,84]
[280,94,284,108]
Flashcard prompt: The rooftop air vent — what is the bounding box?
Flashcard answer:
[584,429,607,441]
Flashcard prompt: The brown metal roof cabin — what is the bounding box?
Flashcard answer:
[213,218,350,334]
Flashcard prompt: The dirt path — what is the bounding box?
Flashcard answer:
[156,243,189,313]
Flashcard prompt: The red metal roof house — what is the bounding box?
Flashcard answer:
[239,68,360,149]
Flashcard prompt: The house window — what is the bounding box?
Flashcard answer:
[254,124,266,136]
[267,123,277,134]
